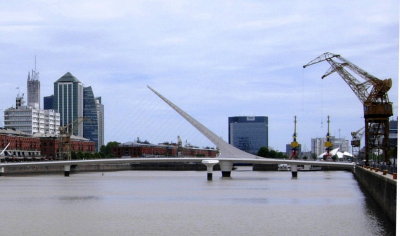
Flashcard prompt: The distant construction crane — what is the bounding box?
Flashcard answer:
[303,52,393,165]
[351,127,364,158]
[58,117,88,160]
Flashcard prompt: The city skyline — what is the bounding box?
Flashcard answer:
[0,1,398,151]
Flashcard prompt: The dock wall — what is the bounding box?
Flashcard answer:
[353,166,397,223]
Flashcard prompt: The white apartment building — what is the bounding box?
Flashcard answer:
[4,96,60,135]
[311,136,350,156]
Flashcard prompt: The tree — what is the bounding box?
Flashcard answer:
[77,151,84,159]
[257,147,270,157]
[100,141,120,158]
[71,151,77,160]
[257,147,287,159]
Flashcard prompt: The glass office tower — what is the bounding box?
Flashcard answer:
[228,116,268,154]
[43,95,54,110]
[83,86,99,150]
[53,72,83,136]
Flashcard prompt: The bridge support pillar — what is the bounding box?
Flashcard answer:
[202,160,219,181]
[0,167,4,176]
[220,161,233,178]
[291,165,298,178]
[64,165,70,177]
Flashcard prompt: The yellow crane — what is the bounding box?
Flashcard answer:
[304,52,393,165]
[290,116,300,159]
[324,116,334,160]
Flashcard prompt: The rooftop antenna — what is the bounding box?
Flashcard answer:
[30,56,39,80]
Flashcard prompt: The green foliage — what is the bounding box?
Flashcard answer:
[257,147,287,159]
[257,147,269,157]
[77,151,83,159]
[70,150,102,160]
[71,151,78,160]
[100,141,120,158]
[83,152,90,159]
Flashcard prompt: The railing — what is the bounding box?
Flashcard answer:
[357,162,397,179]
[368,162,397,175]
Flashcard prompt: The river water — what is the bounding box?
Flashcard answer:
[0,168,395,236]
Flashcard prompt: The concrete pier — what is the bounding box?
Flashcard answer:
[291,165,298,178]
[0,167,4,176]
[201,160,219,181]
[219,161,233,178]
[64,165,70,177]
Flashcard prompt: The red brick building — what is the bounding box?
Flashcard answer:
[0,128,95,161]
[40,136,95,159]
[112,142,218,158]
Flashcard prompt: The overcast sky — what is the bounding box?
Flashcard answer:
[0,0,398,152]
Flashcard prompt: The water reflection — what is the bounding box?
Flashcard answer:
[58,196,101,201]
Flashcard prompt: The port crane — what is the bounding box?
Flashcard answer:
[290,116,300,159]
[58,117,88,160]
[303,52,393,165]
[324,116,333,160]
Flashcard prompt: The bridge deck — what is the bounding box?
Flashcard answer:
[0,157,354,169]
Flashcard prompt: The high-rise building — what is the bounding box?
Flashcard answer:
[43,95,54,110]
[53,72,83,136]
[4,94,60,135]
[96,97,104,150]
[311,138,324,156]
[228,116,268,154]
[83,87,99,150]
[311,136,349,155]
[27,69,40,109]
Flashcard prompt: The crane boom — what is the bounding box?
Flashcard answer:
[303,52,391,104]
[351,127,364,139]
[303,52,393,165]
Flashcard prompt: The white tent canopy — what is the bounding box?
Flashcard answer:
[317,148,353,159]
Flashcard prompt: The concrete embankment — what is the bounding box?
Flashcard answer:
[353,166,397,223]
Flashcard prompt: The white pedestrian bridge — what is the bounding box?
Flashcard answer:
[0,86,354,178]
